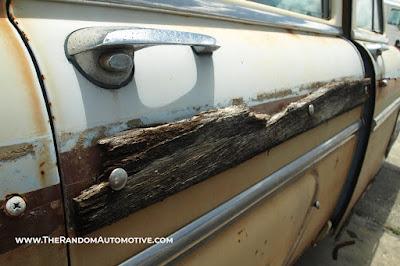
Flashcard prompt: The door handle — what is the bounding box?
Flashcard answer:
[365,43,389,58]
[65,27,220,89]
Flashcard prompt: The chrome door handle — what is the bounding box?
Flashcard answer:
[65,27,220,89]
[365,43,389,58]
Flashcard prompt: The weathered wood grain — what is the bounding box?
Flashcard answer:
[73,79,369,233]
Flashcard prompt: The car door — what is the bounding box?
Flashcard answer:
[332,0,400,230]
[6,0,369,265]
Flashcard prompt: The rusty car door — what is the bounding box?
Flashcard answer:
[3,0,378,265]
[0,1,67,265]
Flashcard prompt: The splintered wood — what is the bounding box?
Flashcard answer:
[73,79,369,233]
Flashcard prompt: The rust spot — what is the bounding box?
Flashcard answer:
[40,74,45,80]
[1,2,48,134]
[0,143,34,161]
[60,146,103,197]
[20,30,28,42]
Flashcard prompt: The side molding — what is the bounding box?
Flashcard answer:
[120,121,361,266]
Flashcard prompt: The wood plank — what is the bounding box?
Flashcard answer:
[73,79,369,233]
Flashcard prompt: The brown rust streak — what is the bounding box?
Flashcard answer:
[0,184,65,254]
[0,1,47,134]
[0,143,34,161]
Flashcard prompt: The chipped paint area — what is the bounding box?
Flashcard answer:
[0,137,59,199]
[255,89,293,102]
[0,143,34,161]
[59,118,143,152]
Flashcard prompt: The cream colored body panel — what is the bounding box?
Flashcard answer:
[176,136,356,266]
[3,0,400,265]
[338,109,399,231]
[11,0,364,138]
[69,108,362,265]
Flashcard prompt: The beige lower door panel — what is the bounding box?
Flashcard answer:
[287,136,357,263]
[338,108,399,230]
[174,137,356,266]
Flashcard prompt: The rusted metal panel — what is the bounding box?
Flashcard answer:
[0,0,67,263]
[0,185,65,254]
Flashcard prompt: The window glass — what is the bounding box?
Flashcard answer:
[388,8,400,26]
[356,0,373,30]
[250,0,328,18]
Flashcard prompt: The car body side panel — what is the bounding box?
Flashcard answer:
[0,0,67,265]
[175,135,357,266]
[8,0,367,264]
[337,1,400,230]
[69,107,362,265]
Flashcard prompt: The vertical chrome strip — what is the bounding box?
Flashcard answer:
[120,121,361,266]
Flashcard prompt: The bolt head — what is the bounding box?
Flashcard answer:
[308,104,315,115]
[99,53,133,72]
[109,168,128,191]
[5,196,26,216]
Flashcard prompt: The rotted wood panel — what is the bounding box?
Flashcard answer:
[73,79,369,233]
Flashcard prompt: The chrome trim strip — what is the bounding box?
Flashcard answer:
[53,0,341,36]
[120,121,361,266]
[374,97,400,130]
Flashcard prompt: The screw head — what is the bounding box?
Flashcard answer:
[308,104,315,115]
[5,196,26,216]
[314,200,321,209]
[109,168,128,191]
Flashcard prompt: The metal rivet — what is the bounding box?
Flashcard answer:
[5,196,26,216]
[313,200,320,209]
[308,104,315,115]
[99,53,133,72]
[380,79,388,87]
[109,168,128,191]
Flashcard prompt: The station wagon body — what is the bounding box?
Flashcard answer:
[1,0,400,265]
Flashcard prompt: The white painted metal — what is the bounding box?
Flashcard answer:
[0,15,60,198]
[12,0,365,153]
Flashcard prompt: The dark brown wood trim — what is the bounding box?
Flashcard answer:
[73,79,369,234]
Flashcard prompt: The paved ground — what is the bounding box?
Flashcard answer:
[297,136,400,265]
